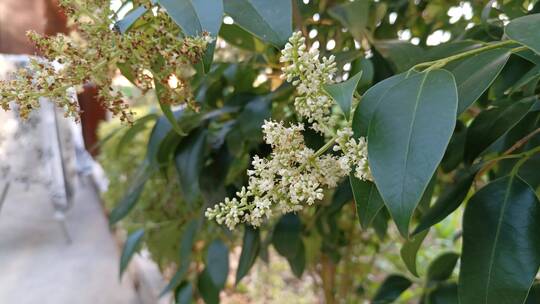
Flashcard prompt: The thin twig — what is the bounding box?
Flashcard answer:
[476,127,540,179]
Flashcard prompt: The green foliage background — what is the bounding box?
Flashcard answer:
[97,0,540,303]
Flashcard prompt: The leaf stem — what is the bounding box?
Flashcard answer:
[413,40,516,71]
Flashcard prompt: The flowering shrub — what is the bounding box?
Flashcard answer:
[3,0,540,303]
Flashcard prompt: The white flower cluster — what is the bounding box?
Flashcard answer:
[280,31,337,135]
[205,33,372,230]
[206,120,349,229]
[334,127,373,181]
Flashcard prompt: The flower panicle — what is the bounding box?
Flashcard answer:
[206,32,372,230]
[0,0,212,123]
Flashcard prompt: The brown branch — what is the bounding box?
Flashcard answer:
[476,127,540,179]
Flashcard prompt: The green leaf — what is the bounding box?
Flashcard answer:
[352,73,407,138]
[323,71,362,120]
[287,240,306,278]
[424,40,482,61]
[154,0,223,71]
[413,169,476,235]
[156,0,223,36]
[115,6,148,34]
[206,239,229,289]
[449,48,510,114]
[350,176,385,229]
[109,163,154,225]
[416,173,437,216]
[372,208,390,240]
[368,70,458,237]
[223,0,292,47]
[459,176,540,304]
[350,57,374,92]
[157,92,187,136]
[400,230,428,277]
[236,97,271,139]
[505,13,540,55]
[175,129,208,205]
[374,40,426,72]
[219,24,266,52]
[372,274,412,304]
[236,226,260,284]
[272,213,302,259]
[425,282,458,304]
[328,0,370,40]
[117,62,137,84]
[525,283,540,304]
[426,252,459,282]
[116,114,159,158]
[464,98,534,163]
[197,269,220,304]
[119,228,145,278]
[175,282,193,304]
[441,121,467,173]
[160,219,199,296]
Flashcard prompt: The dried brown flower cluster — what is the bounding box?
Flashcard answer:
[0,0,211,122]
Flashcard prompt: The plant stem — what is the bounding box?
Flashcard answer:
[476,127,540,179]
[313,135,338,158]
[413,40,516,71]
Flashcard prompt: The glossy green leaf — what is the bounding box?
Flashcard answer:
[323,72,362,120]
[156,0,223,36]
[119,228,144,278]
[372,274,412,304]
[368,70,458,237]
[525,283,540,304]
[328,0,370,40]
[272,213,302,259]
[424,40,482,61]
[372,208,390,240]
[416,174,437,216]
[426,252,459,282]
[236,226,260,284]
[464,98,534,163]
[459,176,540,304]
[175,129,207,205]
[224,0,292,47]
[175,282,193,304]
[115,6,147,33]
[351,57,375,92]
[400,230,428,277]
[350,176,385,229]
[374,40,426,72]
[206,239,229,289]
[413,169,476,235]
[441,121,467,173]
[219,24,266,52]
[109,163,154,225]
[352,73,407,138]
[449,48,510,114]
[426,283,458,304]
[505,14,540,55]
[198,269,220,304]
